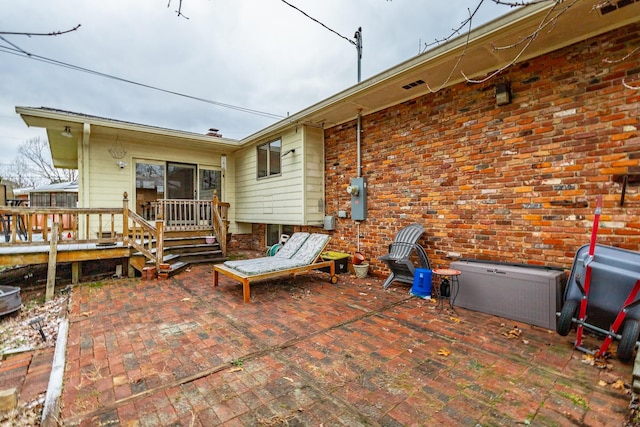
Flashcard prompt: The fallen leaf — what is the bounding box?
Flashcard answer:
[612,380,626,390]
[229,367,244,373]
[503,327,521,339]
[283,377,294,382]
[522,340,529,345]
[581,353,611,369]
[598,380,608,387]
[437,348,451,357]
[449,317,461,323]
[581,354,595,365]
[180,298,191,302]
[407,349,413,354]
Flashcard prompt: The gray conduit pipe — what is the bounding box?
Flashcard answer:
[356,112,362,253]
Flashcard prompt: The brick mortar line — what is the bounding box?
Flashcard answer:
[270,344,385,427]
[65,286,622,425]
[67,280,194,324]
[385,310,621,397]
[63,294,413,424]
[376,307,633,426]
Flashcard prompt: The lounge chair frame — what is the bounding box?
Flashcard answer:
[214,234,338,303]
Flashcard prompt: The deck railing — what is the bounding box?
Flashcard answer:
[1,193,229,261]
[0,206,125,245]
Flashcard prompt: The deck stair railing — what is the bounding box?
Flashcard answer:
[123,192,162,270]
[151,195,228,256]
[212,195,229,256]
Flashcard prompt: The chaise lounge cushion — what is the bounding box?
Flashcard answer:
[289,233,330,264]
[221,233,330,276]
[223,232,310,271]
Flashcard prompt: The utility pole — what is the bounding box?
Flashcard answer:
[355,27,362,83]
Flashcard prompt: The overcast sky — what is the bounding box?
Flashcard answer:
[0,0,514,167]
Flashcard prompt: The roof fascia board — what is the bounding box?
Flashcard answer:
[16,106,241,147]
[239,2,554,145]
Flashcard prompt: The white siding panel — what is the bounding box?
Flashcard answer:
[83,132,226,234]
[304,127,325,226]
[234,128,305,224]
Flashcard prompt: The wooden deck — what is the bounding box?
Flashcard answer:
[0,241,130,267]
[0,194,229,276]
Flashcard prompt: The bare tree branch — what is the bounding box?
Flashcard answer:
[491,0,549,6]
[167,0,189,19]
[603,46,640,64]
[462,0,580,84]
[2,137,77,187]
[424,7,476,93]
[602,44,640,90]
[2,157,39,188]
[422,0,486,52]
[0,24,81,36]
[623,79,640,90]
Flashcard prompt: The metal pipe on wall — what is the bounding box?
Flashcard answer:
[357,112,361,178]
[356,112,362,255]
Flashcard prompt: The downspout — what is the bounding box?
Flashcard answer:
[355,27,364,256]
[356,111,362,254]
[357,112,362,178]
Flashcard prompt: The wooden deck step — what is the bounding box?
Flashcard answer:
[168,261,188,276]
[146,253,180,265]
[158,261,188,278]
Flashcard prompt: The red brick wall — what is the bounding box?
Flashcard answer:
[229,223,325,252]
[324,23,640,275]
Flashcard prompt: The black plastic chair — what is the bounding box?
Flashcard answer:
[379,223,431,289]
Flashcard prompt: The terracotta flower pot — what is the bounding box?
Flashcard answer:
[353,252,366,265]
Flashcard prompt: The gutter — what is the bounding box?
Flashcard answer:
[238,1,553,145]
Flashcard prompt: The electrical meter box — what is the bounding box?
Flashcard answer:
[349,177,367,221]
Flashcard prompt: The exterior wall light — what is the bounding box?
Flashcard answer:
[495,82,511,106]
[61,126,73,138]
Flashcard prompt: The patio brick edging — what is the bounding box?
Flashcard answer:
[40,299,70,427]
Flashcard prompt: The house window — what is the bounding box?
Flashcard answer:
[30,192,77,207]
[199,168,222,200]
[135,161,166,219]
[257,139,281,178]
[266,224,294,246]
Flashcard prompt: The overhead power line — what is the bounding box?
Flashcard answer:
[0,44,285,121]
[279,0,362,82]
[279,0,357,46]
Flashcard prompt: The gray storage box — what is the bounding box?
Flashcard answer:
[450,261,566,330]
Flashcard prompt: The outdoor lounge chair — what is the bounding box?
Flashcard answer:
[379,223,431,289]
[213,232,338,303]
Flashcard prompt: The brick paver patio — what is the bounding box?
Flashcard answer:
[58,264,631,426]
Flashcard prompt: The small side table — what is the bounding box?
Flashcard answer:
[432,268,461,313]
